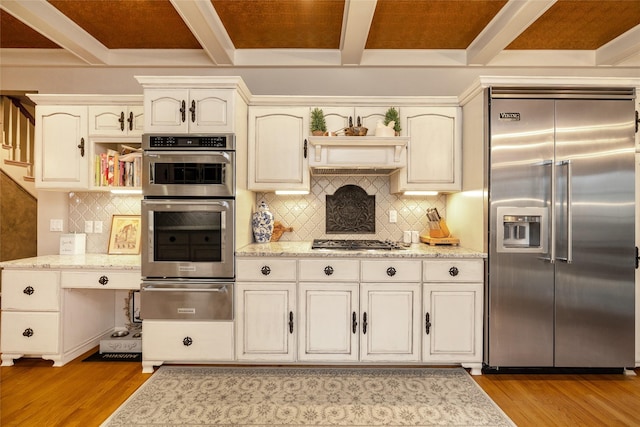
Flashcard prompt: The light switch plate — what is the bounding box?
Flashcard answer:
[84,220,93,233]
[389,210,397,223]
[50,219,63,232]
[94,221,103,233]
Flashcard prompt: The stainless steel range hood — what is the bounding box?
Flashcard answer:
[308,136,409,176]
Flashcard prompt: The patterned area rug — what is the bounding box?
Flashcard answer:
[101,366,515,426]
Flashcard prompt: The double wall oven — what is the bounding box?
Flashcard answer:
[140,134,235,321]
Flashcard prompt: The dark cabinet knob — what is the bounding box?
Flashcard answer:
[23,286,35,295]
[425,313,432,334]
[118,111,125,131]
[189,100,196,123]
[352,311,358,334]
[127,111,134,131]
[449,266,459,277]
[324,266,334,276]
[386,267,397,277]
[289,311,294,334]
[98,275,109,286]
[261,266,271,276]
[183,336,193,346]
[180,100,186,122]
[23,328,34,337]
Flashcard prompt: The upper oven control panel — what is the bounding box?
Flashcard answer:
[143,134,235,150]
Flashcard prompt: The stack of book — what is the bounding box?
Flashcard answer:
[95,145,142,188]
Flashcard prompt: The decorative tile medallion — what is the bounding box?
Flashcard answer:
[326,184,375,234]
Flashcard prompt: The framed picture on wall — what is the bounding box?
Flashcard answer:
[108,215,142,254]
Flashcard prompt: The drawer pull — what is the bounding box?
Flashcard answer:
[98,275,109,286]
[352,311,358,334]
[23,286,35,295]
[449,267,459,277]
[386,267,396,277]
[261,266,271,276]
[23,328,34,338]
[324,266,334,276]
[183,336,193,346]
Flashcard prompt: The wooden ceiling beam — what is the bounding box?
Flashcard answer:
[170,0,234,66]
[0,0,108,65]
[466,0,556,65]
[341,0,377,65]
[596,24,640,66]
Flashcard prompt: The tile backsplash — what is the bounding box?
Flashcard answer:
[69,176,445,253]
[256,176,445,242]
[68,192,141,254]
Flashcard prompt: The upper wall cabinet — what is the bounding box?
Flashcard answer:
[88,106,144,137]
[390,106,461,193]
[317,107,390,136]
[34,106,89,190]
[248,107,310,192]
[143,89,235,133]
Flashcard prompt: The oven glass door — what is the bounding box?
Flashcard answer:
[143,151,235,198]
[142,199,235,279]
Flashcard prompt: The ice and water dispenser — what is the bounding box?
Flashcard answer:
[496,207,548,253]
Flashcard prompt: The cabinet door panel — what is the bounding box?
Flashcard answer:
[248,107,310,191]
[423,284,483,363]
[236,283,296,361]
[190,89,233,132]
[145,89,188,132]
[360,283,421,361]
[36,106,88,188]
[2,270,60,311]
[1,312,60,353]
[299,283,358,361]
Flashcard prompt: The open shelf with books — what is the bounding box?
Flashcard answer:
[91,142,142,191]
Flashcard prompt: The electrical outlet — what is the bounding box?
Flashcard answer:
[389,210,397,223]
[49,219,63,232]
[84,220,93,233]
[94,221,103,234]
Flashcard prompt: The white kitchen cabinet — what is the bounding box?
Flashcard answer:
[88,105,144,137]
[34,106,89,189]
[142,320,234,373]
[0,269,119,367]
[390,106,462,193]
[144,89,235,133]
[298,258,420,362]
[298,259,360,362]
[235,282,297,362]
[247,106,310,192]
[316,106,391,136]
[422,259,484,375]
[360,283,421,362]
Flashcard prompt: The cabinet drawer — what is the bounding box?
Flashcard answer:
[61,271,140,289]
[423,259,484,282]
[1,312,60,354]
[236,259,296,281]
[299,259,359,281]
[2,270,60,311]
[142,320,234,361]
[361,260,421,282]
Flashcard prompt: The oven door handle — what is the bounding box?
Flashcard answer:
[142,284,229,293]
[143,199,230,208]
[143,151,232,163]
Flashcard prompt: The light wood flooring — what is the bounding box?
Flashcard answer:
[2,349,640,426]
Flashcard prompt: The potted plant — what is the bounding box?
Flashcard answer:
[384,107,401,135]
[310,107,327,136]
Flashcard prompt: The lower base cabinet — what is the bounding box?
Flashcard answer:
[235,282,297,362]
[142,320,234,373]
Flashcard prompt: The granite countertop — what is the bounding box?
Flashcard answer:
[236,241,486,258]
[0,254,141,270]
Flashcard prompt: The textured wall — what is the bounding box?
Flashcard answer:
[0,172,37,261]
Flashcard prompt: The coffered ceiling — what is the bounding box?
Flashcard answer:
[1,0,639,68]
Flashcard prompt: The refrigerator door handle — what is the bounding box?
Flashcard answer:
[545,159,556,263]
[556,160,573,264]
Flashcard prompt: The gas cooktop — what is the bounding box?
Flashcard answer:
[311,239,404,250]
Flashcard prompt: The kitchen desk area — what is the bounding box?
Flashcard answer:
[0,254,140,367]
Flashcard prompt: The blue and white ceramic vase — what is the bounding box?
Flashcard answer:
[252,201,274,243]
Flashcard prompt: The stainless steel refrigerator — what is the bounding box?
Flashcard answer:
[486,87,636,369]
